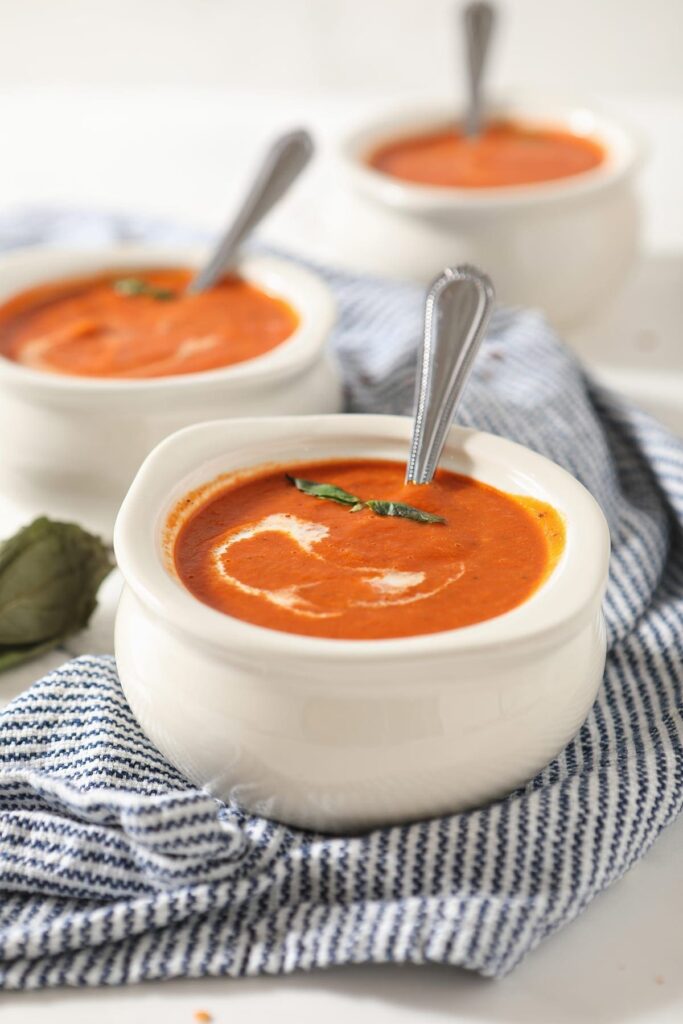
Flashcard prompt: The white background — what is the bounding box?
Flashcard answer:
[0,0,681,97]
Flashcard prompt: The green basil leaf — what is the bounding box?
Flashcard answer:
[0,517,114,672]
[286,475,446,524]
[286,475,362,507]
[0,638,66,673]
[114,277,175,301]
[365,500,446,524]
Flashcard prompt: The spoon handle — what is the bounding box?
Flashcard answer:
[405,265,494,485]
[188,128,314,294]
[463,1,495,137]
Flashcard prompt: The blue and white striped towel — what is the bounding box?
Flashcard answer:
[0,208,682,989]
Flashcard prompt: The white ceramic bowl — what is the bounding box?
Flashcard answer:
[333,98,645,328]
[0,245,340,536]
[114,414,610,832]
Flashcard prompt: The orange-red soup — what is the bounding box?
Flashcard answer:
[0,269,299,379]
[172,459,565,641]
[368,120,605,189]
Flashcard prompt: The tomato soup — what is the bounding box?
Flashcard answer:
[172,459,565,640]
[367,120,605,189]
[0,269,299,379]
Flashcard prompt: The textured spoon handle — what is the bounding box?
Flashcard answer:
[188,128,314,294]
[463,1,495,137]
[405,265,494,485]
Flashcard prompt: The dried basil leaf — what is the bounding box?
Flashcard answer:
[0,517,114,672]
[0,639,62,674]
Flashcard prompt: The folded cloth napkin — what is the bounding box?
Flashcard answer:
[0,208,682,990]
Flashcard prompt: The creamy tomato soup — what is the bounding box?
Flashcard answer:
[367,120,605,189]
[171,459,565,640]
[0,269,299,378]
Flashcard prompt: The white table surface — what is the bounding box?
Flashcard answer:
[0,88,682,1021]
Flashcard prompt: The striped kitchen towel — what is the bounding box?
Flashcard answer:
[0,208,682,989]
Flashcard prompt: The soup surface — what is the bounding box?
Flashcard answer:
[0,268,299,378]
[172,459,565,640]
[367,120,605,189]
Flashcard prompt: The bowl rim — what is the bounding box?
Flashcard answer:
[0,244,336,398]
[113,414,611,663]
[339,95,647,211]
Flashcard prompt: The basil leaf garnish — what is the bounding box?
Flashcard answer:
[286,475,446,524]
[114,277,175,301]
[286,476,362,506]
[365,500,446,524]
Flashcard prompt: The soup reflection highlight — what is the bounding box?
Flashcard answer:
[171,459,565,640]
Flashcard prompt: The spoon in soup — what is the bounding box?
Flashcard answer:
[188,128,314,294]
[462,1,496,138]
[406,265,494,485]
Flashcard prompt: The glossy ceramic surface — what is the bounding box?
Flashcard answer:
[334,99,644,327]
[114,414,610,831]
[0,246,340,536]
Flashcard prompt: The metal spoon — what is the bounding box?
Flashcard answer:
[462,1,495,138]
[406,265,494,485]
[188,128,314,294]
